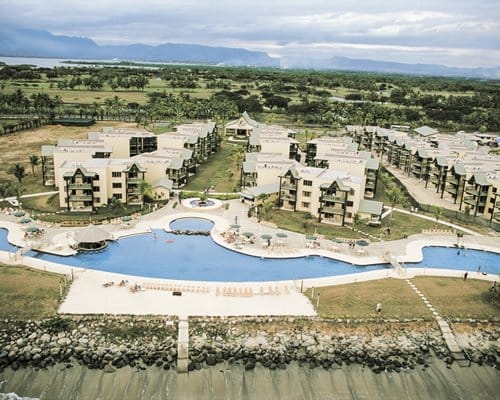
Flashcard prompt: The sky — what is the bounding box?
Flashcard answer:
[1,0,499,68]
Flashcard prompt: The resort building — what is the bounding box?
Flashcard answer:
[57,158,163,212]
[224,111,260,138]
[278,165,383,226]
[41,139,112,186]
[241,153,297,187]
[344,125,500,227]
[240,116,384,226]
[88,127,157,158]
[43,121,217,211]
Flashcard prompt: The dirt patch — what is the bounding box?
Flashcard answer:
[0,121,136,184]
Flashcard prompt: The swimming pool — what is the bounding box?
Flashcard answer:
[0,219,498,282]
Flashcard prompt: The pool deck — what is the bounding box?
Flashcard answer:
[1,200,499,317]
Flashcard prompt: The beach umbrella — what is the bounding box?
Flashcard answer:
[19,218,31,224]
[276,232,288,238]
[306,235,317,241]
[242,232,254,238]
[230,224,241,229]
[121,216,132,222]
[26,226,40,233]
[261,234,272,240]
[356,239,370,246]
[332,238,343,243]
[14,211,26,217]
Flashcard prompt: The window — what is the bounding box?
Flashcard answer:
[112,172,122,178]
[301,202,310,208]
[94,197,100,203]
[346,201,354,207]
[92,186,100,192]
[303,180,312,186]
[302,191,311,197]
[112,193,122,199]
[112,182,122,189]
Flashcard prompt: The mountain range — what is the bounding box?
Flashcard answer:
[1,27,499,78]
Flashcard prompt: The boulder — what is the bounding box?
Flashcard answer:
[244,335,269,351]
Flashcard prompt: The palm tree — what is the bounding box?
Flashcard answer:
[14,184,25,205]
[352,212,361,231]
[137,180,154,205]
[0,182,12,200]
[107,196,122,214]
[230,146,245,188]
[432,206,443,225]
[386,186,406,224]
[29,155,40,176]
[9,164,26,183]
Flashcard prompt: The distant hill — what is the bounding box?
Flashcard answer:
[1,26,499,78]
[280,56,500,79]
[0,27,279,67]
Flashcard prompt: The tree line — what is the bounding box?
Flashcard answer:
[1,64,499,131]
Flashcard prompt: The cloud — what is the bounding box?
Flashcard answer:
[0,0,499,67]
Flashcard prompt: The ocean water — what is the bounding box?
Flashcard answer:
[1,361,499,400]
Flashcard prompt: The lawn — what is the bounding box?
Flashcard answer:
[304,278,430,319]
[262,208,439,240]
[3,77,214,105]
[0,264,65,319]
[412,277,499,319]
[304,276,499,319]
[183,142,241,192]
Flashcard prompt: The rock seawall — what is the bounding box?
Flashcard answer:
[0,317,498,375]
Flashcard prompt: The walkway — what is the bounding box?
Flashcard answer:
[384,165,460,211]
[1,190,59,206]
[393,208,479,236]
[405,279,470,367]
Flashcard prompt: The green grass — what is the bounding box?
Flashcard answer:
[304,278,430,319]
[305,277,499,319]
[19,193,59,213]
[262,208,439,240]
[0,264,66,319]
[412,277,499,319]
[183,142,241,192]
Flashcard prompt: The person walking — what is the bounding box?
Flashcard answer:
[463,272,468,281]
[490,281,497,292]
[376,303,382,314]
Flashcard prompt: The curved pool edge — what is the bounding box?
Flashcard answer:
[3,213,499,266]
[1,248,496,291]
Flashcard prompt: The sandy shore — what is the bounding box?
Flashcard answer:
[1,361,499,400]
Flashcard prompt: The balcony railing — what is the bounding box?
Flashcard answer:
[67,183,92,189]
[320,206,344,215]
[281,182,297,190]
[321,195,346,203]
[69,195,92,202]
[465,188,479,196]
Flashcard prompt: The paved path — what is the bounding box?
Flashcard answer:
[384,165,461,211]
[405,279,470,366]
[393,208,479,235]
[1,191,59,206]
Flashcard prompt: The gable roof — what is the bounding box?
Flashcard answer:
[358,199,384,216]
[414,126,439,137]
